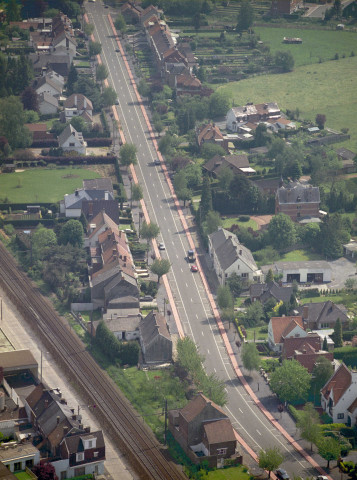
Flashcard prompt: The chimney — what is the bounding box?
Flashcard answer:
[75,189,79,196]
[63,426,69,435]
[56,416,60,425]
[74,95,77,106]
[84,426,91,433]
[84,97,87,109]
[89,202,93,215]
[303,306,309,319]
[124,256,127,262]
[239,250,242,255]
[72,414,77,420]
[105,192,109,200]
[44,399,49,408]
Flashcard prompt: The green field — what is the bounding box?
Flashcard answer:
[280,249,323,262]
[219,56,357,152]
[0,167,100,203]
[255,27,357,67]
[202,465,252,480]
[222,216,259,230]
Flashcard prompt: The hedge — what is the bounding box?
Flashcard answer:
[30,139,58,148]
[86,138,112,147]
[333,346,357,368]
[342,330,357,341]
[4,219,55,227]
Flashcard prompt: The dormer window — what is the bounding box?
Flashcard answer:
[82,437,97,450]
[76,452,84,462]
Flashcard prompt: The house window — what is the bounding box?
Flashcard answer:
[217,448,227,455]
[76,452,84,462]
[88,440,92,449]
[74,467,85,476]
[337,413,344,419]
[26,460,34,468]
[14,463,21,472]
[225,273,228,278]
[94,451,99,458]
[69,142,75,146]
[241,273,248,278]
[61,472,66,480]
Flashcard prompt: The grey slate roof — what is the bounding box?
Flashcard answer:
[81,199,119,225]
[250,281,293,304]
[204,154,249,176]
[297,301,349,325]
[63,431,105,455]
[83,178,113,192]
[95,315,141,334]
[140,311,171,345]
[38,92,59,107]
[336,147,356,161]
[58,124,84,147]
[277,181,320,204]
[33,75,62,94]
[209,228,258,273]
[64,189,114,210]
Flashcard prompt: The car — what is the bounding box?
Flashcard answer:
[158,242,165,250]
[316,477,328,480]
[104,4,109,7]
[276,469,289,480]
[191,265,198,272]
[115,48,120,52]
[140,295,153,302]
[115,98,119,105]
[154,159,161,166]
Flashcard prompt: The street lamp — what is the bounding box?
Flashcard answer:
[138,211,144,237]
[128,175,133,210]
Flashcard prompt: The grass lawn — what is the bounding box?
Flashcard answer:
[222,217,259,231]
[219,56,357,152]
[244,326,268,342]
[0,167,100,203]
[299,294,345,305]
[14,472,33,480]
[280,249,323,262]
[255,27,357,68]
[202,465,251,480]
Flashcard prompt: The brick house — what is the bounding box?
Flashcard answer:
[282,334,333,372]
[139,311,172,364]
[203,154,255,177]
[270,0,303,16]
[275,181,320,221]
[168,394,237,466]
[268,316,306,353]
[321,363,357,425]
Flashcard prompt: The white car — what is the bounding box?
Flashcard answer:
[158,242,165,250]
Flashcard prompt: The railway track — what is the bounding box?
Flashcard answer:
[0,242,185,480]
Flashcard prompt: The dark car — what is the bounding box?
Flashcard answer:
[276,468,289,480]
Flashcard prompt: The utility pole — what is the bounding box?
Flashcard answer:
[164,398,168,445]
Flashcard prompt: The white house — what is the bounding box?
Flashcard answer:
[63,94,93,123]
[38,92,59,115]
[33,75,62,97]
[226,102,280,132]
[52,30,77,56]
[0,442,40,473]
[268,315,306,353]
[208,227,263,285]
[58,124,87,155]
[321,363,357,425]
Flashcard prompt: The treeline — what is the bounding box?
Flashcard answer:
[0,54,33,97]
[96,321,139,366]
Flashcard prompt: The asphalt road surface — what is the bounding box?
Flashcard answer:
[86,3,323,477]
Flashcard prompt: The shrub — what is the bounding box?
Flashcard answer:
[238,215,250,222]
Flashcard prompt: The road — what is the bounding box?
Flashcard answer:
[303,0,354,18]
[85,3,322,477]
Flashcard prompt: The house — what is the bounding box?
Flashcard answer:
[203,154,255,177]
[262,260,332,284]
[55,431,105,478]
[226,103,280,132]
[60,179,114,218]
[52,30,77,56]
[29,53,71,77]
[93,314,141,340]
[121,2,143,23]
[336,148,356,174]
[85,211,123,248]
[208,228,263,285]
[0,442,40,474]
[196,124,227,152]
[83,178,113,193]
[168,393,237,466]
[343,240,357,260]
[139,311,172,364]
[82,199,120,225]
[25,123,56,145]
[275,181,320,221]
[38,92,59,115]
[271,0,303,16]
[58,124,87,155]
[321,363,357,425]
[249,281,294,305]
[268,315,306,352]
[62,94,93,124]
[297,301,349,330]
[282,334,333,372]
[32,75,62,97]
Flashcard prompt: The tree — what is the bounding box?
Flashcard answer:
[21,86,39,111]
[32,463,57,480]
[323,336,328,351]
[203,210,222,235]
[89,41,102,57]
[270,360,311,404]
[150,258,171,283]
[254,123,268,147]
[227,273,243,297]
[120,143,137,168]
[32,227,57,261]
[66,63,78,94]
[0,96,32,149]
[84,23,95,36]
[268,214,296,251]
[70,116,89,134]
[218,167,234,193]
[137,79,151,98]
[141,221,160,261]
[199,175,212,223]
[5,0,21,21]
[297,403,322,451]
[201,142,226,160]
[275,51,295,72]
[101,86,117,107]
[59,219,83,248]
[131,183,143,206]
[114,13,127,34]
[96,64,108,85]
[333,318,343,348]
[242,343,260,373]
[258,447,284,478]
[237,0,254,32]
[312,357,333,393]
[318,436,341,469]
[266,268,274,283]
[268,137,286,160]
[209,91,230,118]
[316,113,327,129]
[245,301,264,327]
[217,285,234,310]
[193,11,202,31]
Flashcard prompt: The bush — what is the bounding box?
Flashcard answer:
[238,215,250,222]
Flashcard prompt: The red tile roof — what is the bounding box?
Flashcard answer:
[347,397,357,413]
[294,350,333,373]
[283,334,321,359]
[180,393,226,423]
[321,363,352,405]
[197,123,223,146]
[270,316,304,344]
[203,419,236,444]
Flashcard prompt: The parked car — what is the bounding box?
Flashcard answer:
[276,469,289,480]
[140,295,153,302]
[191,265,198,272]
[154,159,161,165]
[158,242,165,250]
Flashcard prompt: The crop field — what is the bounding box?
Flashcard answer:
[255,27,357,67]
[219,55,357,152]
[0,167,100,203]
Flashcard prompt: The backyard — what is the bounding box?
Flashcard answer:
[0,167,101,203]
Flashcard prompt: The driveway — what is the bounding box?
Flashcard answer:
[327,257,356,290]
